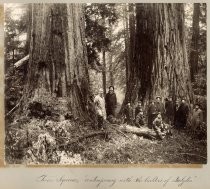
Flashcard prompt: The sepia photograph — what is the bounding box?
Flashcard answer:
[4,3,207,165]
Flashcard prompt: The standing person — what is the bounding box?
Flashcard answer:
[165,96,175,126]
[175,98,189,129]
[94,89,106,129]
[105,86,117,117]
[135,108,145,128]
[180,98,189,128]
[124,102,134,125]
[135,101,143,120]
[155,96,165,118]
[191,104,203,131]
[147,100,157,129]
[174,99,181,128]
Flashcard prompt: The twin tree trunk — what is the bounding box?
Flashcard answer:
[24,4,92,120]
[123,4,193,107]
[23,3,193,120]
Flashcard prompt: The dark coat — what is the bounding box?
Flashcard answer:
[147,103,157,128]
[175,102,189,128]
[135,106,142,118]
[155,101,165,115]
[165,100,175,123]
[165,101,174,116]
[123,105,134,125]
[148,103,156,115]
[179,103,189,117]
[105,92,117,116]
[135,112,145,126]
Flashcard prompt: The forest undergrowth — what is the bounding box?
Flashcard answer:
[5,114,207,165]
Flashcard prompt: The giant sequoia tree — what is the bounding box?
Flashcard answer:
[22,4,92,120]
[123,3,193,106]
[189,3,200,81]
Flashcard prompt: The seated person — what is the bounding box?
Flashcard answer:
[153,112,171,139]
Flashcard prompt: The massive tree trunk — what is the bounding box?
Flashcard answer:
[128,3,135,82]
[189,3,200,82]
[25,4,32,55]
[123,4,193,108]
[22,4,92,120]
[108,53,114,86]
[102,17,107,96]
[123,4,129,89]
[102,50,106,95]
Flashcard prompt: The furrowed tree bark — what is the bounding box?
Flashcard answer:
[102,17,107,96]
[128,3,135,84]
[108,53,114,86]
[123,4,129,90]
[21,4,93,120]
[123,4,193,109]
[189,3,200,82]
[102,50,106,95]
[107,25,114,87]
[25,4,32,55]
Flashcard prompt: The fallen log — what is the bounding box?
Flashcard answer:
[108,124,130,139]
[14,54,29,68]
[5,102,20,117]
[104,120,130,139]
[59,131,111,147]
[119,125,158,140]
[5,96,23,117]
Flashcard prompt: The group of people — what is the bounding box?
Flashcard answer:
[124,96,167,128]
[123,101,145,127]
[123,95,204,132]
[94,86,204,133]
[93,86,117,129]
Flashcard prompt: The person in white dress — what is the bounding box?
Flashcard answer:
[94,88,106,129]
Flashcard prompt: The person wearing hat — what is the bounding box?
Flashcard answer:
[152,112,165,139]
[191,104,203,131]
[147,100,157,129]
[105,86,117,117]
[94,88,106,129]
[154,96,165,118]
[174,98,189,129]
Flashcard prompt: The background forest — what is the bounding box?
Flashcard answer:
[4,3,207,164]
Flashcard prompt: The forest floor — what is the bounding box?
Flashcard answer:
[82,127,207,164]
[5,116,207,165]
